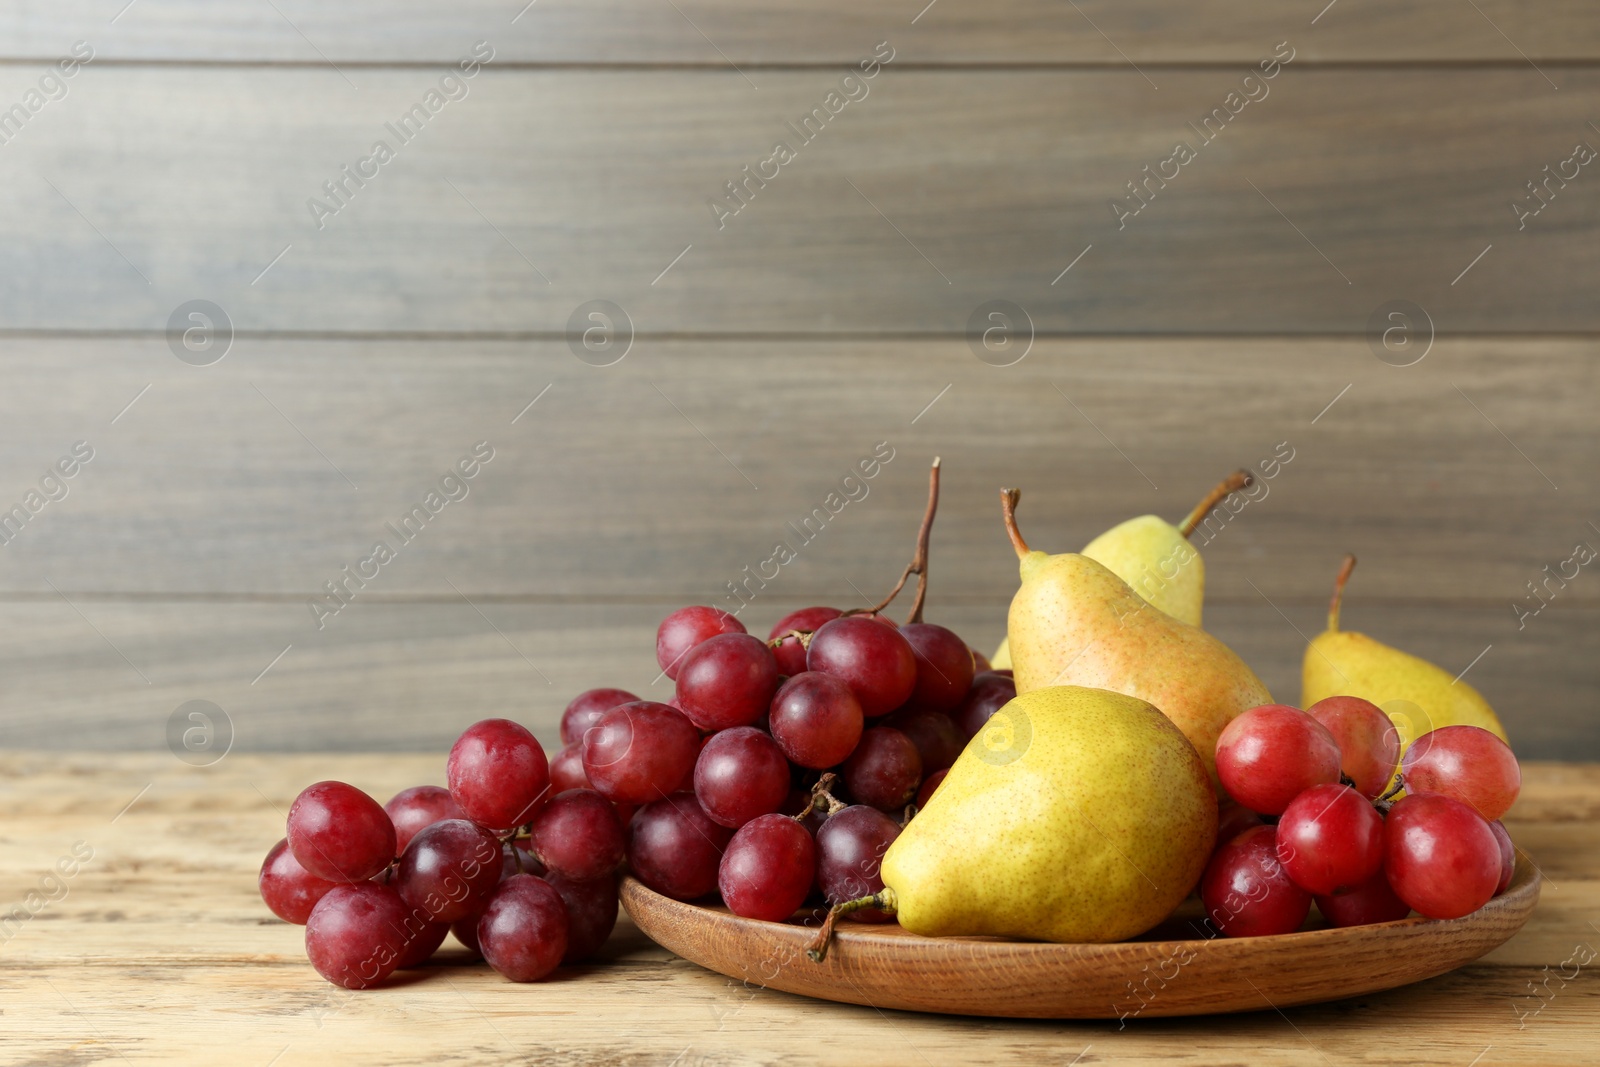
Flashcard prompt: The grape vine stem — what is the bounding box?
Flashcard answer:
[842,457,942,623]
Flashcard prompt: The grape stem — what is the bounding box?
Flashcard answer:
[841,457,942,623]
[1176,469,1254,539]
[1328,553,1357,632]
[799,773,847,820]
[805,888,898,963]
[767,628,814,651]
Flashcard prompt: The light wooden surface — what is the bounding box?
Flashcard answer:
[0,752,1592,1065]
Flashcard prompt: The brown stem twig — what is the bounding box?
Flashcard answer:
[1328,554,1357,632]
[805,889,898,963]
[1176,469,1254,539]
[1000,488,1029,558]
[841,458,942,622]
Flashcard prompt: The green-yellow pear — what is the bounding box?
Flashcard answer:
[879,686,1216,943]
[1303,555,1508,754]
[1001,489,1271,780]
[989,470,1253,668]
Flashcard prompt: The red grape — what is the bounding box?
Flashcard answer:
[842,727,923,811]
[915,768,948,808]
[582,700,700,805]
[885,708,964,773]
[768,606,841,676]
[806,616,918,717]
[384,785,467,856]
[287,781,397,884]
[395,920,450,968]
[549,744,592,793]
[477,874,569,982]
[447,719,551,832]
[1275,784,1384,895]
[768,671,864,769]
[1489,820,1515,895]
[528,789,625,881]
[1400,725,1521,821]
[304,882,414,989]
[1215,705,1342,815]
[955,672,1017,740]
[1200,825,1312,937]
[1315,870,1411,927]
[898,623,975,715]
[815,805,900,921]
[393,819,504,923]
[656,606,745,680]
[545,872,619,963]
[1385,792,1501,919]
[676,633,780,730]
[1216,800,1264,844]
[719,814,817,922]
[561,688,640,746]
[627,793,732,901]
[1307,695,1401,799]
[971,648,992,673]
[260,838,340,924]
[450,913,484,957]
[693,726,790,829]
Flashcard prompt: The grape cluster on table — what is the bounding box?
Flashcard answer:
[259,603,1013,989]
[1202,697,1523,937]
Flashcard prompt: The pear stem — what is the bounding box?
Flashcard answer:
[841,458,942,622]
[805,888,898,963]
[1000,488,1028,559]
[1176,469,1254,539]
[1328,554,1358,632]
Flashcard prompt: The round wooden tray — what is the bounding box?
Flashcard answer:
[620,860,1540,1018]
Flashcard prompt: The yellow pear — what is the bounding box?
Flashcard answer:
[1001,489,1271,780]
[989,470,1252,666]
[1302,555,1508,753]
[879,685,1216,943]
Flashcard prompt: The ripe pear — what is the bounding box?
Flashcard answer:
[880,685,1216,943]
[1000,489,1271,780]
[988,470,1252,667]
[1302,555,1508,754]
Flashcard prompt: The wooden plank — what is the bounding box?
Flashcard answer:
[0,754,1593,1066]
[0,68,1595,333]
[0,597,1591,758]
[0,336,1591,603]
[2,1,1598,63]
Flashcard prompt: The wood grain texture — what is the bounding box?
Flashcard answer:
[0,753,1592,1065]
[0,68,1594,333]
[2,1,1598,63]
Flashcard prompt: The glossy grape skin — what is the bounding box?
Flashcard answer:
[287,781,397,884]
[545,872,619,963]
[582,701,701,805]
[447,719,551,833]
[395,920,450,968]
[898,623,976,715]
[955,672,1017,740]
[1307,695,1401,799]
[815,805,901,922]
[549,744,592,793]
[842,727,923,811]
[627,793,733,901]
[768,606,842,676]
[528,789,625,881]
[693,727,790,829]
[304,882,413,989]
[1401,725,1521,821]
[1385,793,1501,919]
[1215,705,1342,816]
[886,708,964,773]
[477,874,569,982]
[384,785,467,857]
[656,605,745,680]
[719,814,817,922]
[1489,820,1516,895]
[1200,825,1313,938]
[675,633,780,730]
[806,616,918,718]
[260,838,341,924]
[1315,870,1411,927]
[1275,784,1385,895]
[915,768,948,808]
[560,688,640,747]
[768,671,865,770]
[393,819,504,923]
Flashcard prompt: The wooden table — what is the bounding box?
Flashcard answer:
[3,752,1595,1066]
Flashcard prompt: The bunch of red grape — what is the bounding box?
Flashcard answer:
[1202,697,1522,937]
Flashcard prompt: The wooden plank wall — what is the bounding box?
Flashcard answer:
[0,3,1593,757]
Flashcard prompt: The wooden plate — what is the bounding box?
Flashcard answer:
[620,860,1540,1019]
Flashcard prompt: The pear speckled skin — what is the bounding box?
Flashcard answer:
[1009,550,1271,780]
[881,686,1216,943]
[1080,515,1204,626]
